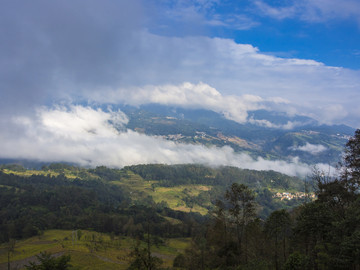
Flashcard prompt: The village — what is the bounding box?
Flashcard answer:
[274,191,316,201]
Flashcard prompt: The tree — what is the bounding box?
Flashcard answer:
[25,252,71,270]
[128,210,163,270]
[128,240,162,270]
[265,209,291,270]
[290,129,360,270]
[225,183,257,264]
[340,129,360,194]
[209,200,226,237]
[6,239,16,270]
[283,252,309,270]
[173,253,186,268]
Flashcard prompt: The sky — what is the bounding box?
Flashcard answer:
[0,0,359,176]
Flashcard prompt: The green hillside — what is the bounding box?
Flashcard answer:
[0,163,311,269]
[0,163,308,217]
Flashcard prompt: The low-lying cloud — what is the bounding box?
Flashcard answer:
[248,118,304,130]
[290,143,327,154]
[0,105,331,177]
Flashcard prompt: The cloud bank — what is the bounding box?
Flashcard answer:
[0,105,329,177]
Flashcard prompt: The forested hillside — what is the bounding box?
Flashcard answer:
[0,163,306,244]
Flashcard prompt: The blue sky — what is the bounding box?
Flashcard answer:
[147,0,360,69]
[0,0,359,172]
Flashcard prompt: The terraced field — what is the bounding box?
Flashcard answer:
[110,171,212,215]
[0,230,190,269]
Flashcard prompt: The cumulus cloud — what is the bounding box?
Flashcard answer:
[290,143,327,154]
[0,105,323,177]
[90,82,270,124]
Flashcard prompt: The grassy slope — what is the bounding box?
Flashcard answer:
[0,230,189,269]
[109,170,212,215]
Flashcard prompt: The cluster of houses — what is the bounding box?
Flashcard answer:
[274,191,316,201]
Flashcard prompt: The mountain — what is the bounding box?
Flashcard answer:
[119,104,355,166]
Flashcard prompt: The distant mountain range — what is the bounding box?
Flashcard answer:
[119,104,355,166]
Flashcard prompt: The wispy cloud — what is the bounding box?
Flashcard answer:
[254,0,360,24]
[302,0,360,23]
[254,1,297,20]
[205,14,259,30]
[154,0,258,31]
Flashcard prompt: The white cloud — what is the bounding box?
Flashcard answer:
[255,0,360,24]
[206,14,260,30]
[254,1,298,20]
[248,118,304,130]
[88,67,360,127]
[37,105,128,140]
[0,105,324,177]
[290,143,327,154]
[156,0,258,31]
[90,81,310,129]
[84,32,358,127]
[302,0,360,23]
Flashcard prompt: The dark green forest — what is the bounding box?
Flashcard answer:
[1,130,359,269]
